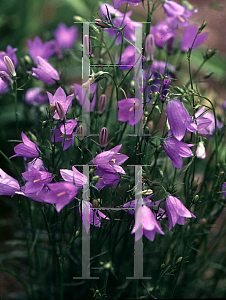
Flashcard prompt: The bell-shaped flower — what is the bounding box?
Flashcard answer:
[54,23,78,50]
[22,167,52,194]
[181,24,208,52]
[116,45,141,70]
[47,87,73,119]
[194,107,223,135]
[25,87,48,105]
[31,56,60,84]
[17,185,49,203]
[167,99,197,141]
[94,168,120,190]
[131,201,165,241]
[100,4,142,45]
[45,182,77,212]
[163,1,198,29]
[165,195,196,230]
[113,0,142,9]
[79,201,109,233]
[60,166,88,189]
[27,36,55,64]
[27,158,45,171]
[196,142,206,159]
[52,119,77,150]
[73,82,97,112]
[0,169,20,196]
[93,144,128,174]
[151,19,177,48]
[10,132,40,159]
[118,98,143,125]
[163,138,194,169]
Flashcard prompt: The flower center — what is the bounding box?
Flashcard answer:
[33,178,42,183]
[177,15,185,23]
[109,159,116,164]
[57,191,67,197]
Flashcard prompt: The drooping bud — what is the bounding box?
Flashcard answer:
[84,35,92,56]
[94,19,111,28]
[99,127,108,148]
[92,199,99,208]
[145,34,155,60]
[98,94,107,114]
[55,101,65,121]
[4,56,16,77]
[77,125,84,140]
[147,120,153,133]
[49,104,56,117]
[160,78,170,102]
[196,142,206,159]
[0,71,13,85]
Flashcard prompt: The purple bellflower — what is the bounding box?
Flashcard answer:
[52,119,77,150]
[73,82,97,112]
[27,158,45,171]
[113,0,142,9]
[31,56,60,84]
[17,185,49,203]
[0,45,18,70]
[100,4,142,45]
[167,99,197,140]
[93,144,128,174]
[163,138,194,169]
[151,19,177,48]
[60,166,88,189]
[22,167,52,194]
[222,182,226,198]
[94,168,120,190]
[10,132,40,159]
[118,98,143,125]
[193,107,223,135]
[45,182,77,212]
[79,201,109,233]
[181,24,208,52]
[163,1,198,29]
[47,87,74,119]
[54,23,78,50]
[165,195,196,230]
[25,87,48,105]
[145,33,155,60]
[0,168,20,196]
[131,200,165,241]
[27,36,55,64]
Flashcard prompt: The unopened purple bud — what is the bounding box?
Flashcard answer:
[84,35,92,56]
[99,127,108,148]
[98,94,107,114]
[77,125,84,140]
[4,56,16,77]
[49,104,56,117]
[160,78,170,102]
[0,71,13,85]
[55,101,65,120]
[95,19,111,28]
[145,34,155,60]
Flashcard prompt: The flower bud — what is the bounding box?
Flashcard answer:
[145,34,155,61]
[147,120,153,133]
[98,94,107,114]
[196,142,206,159]
[55,101,65,121]
[198,21,208,34]
[73,16,83,22]
[69,85,75,95]
[0,71,13,85]
[4,56,16,77]
[94,19,111,28]
[84,35,92,56]
[199,218,207,228]
[99,127,108,148]
[92,199,99,208]
[77,125,84,140]
[160,78,170,102]
[49,104,56,117]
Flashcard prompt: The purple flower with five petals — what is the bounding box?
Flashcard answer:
[60,166,88,189]
[47,87,74,119]
[73,82,97,112]
[10,132,40,159]
[79,201,109,233]
[181,24,208,52]
[52,119,77,150]
[131,200,165,241]
[163,138,194,169]
[93,144,128,174]
[151,19,177,48]
[27,36,55,64]
[22,167,52,194]
[118,98,143,125]
[100,4,142,45]
[94,168,120,190]
[0,169,20,196]
[167,99,197,140]
[31,56,60,84]
[25,87,48,105]
[54,23,78,50]
[165,195,196,230]
[113,0,142,9]
[45,182,77,212]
